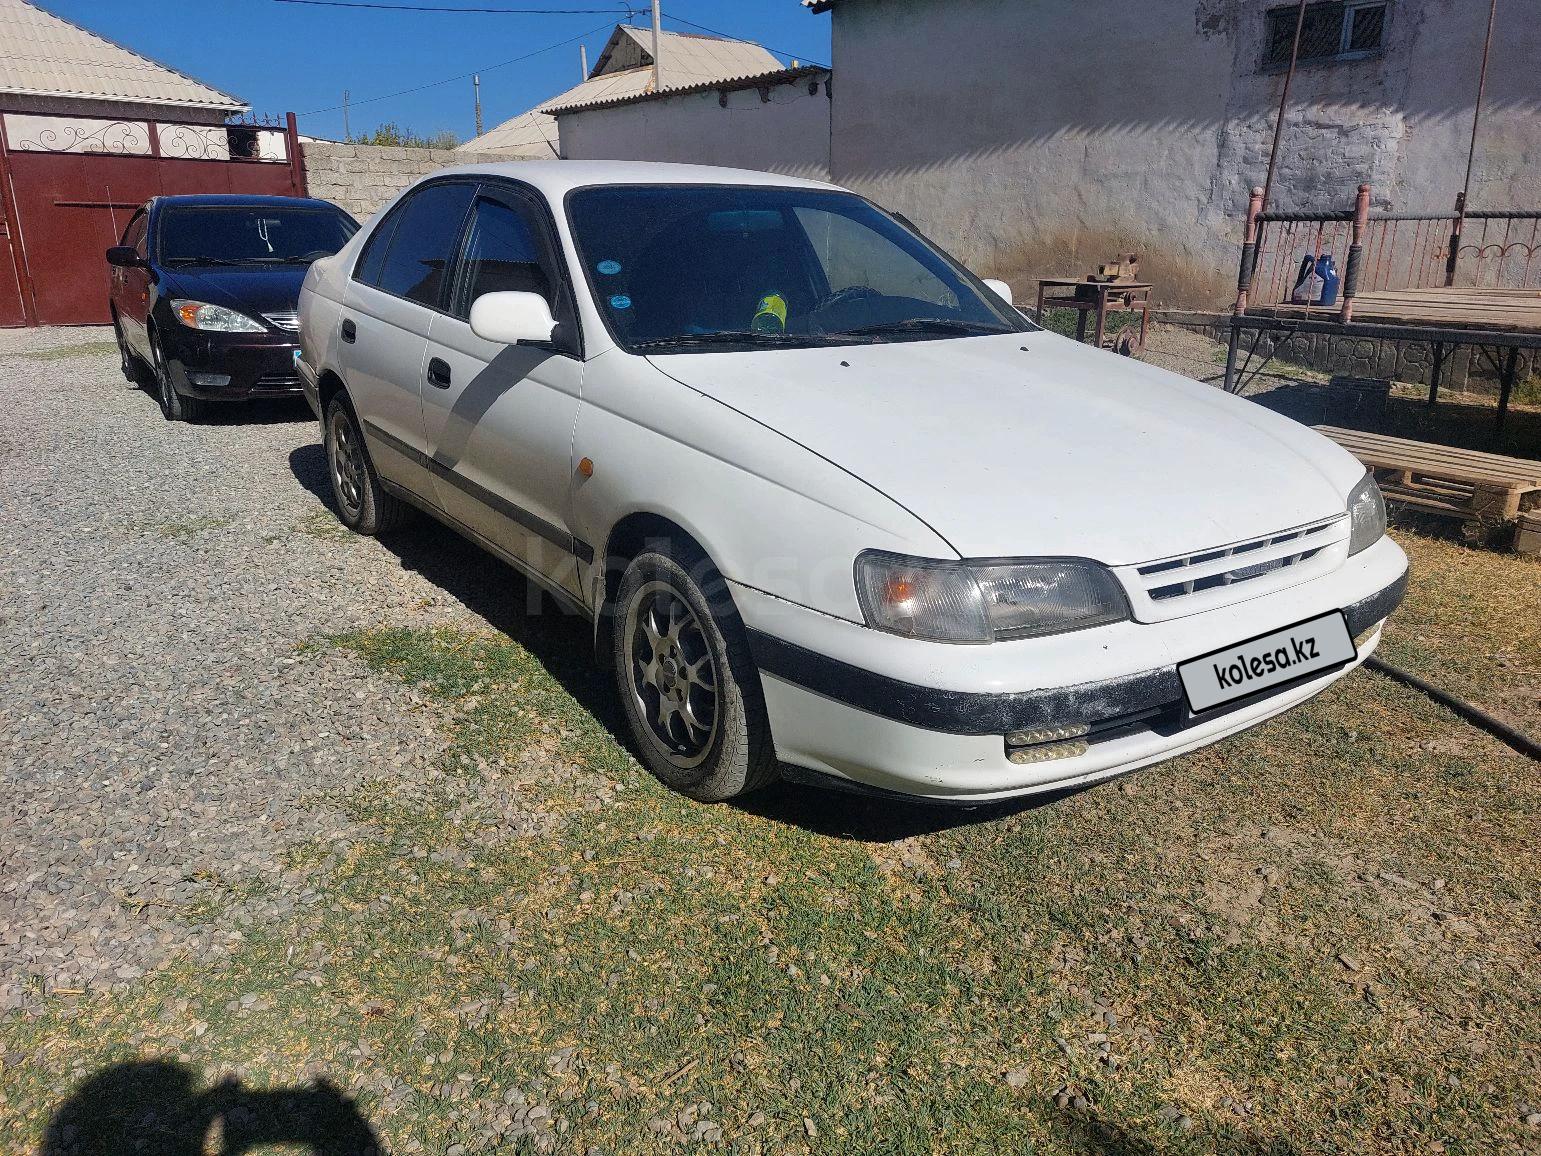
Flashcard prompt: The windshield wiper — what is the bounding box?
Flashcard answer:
[163,256,278,267]
[631,331,838,352]
[841,318,1011,339]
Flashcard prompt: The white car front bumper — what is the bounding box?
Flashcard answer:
[732,536,1409,803]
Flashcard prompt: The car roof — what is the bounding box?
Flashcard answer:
[420,160,842,199]
[149,194,345,211]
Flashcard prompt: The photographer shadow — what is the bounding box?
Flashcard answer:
[41,1060,382,1156]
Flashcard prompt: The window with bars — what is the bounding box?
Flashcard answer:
[1263,2,1387,68]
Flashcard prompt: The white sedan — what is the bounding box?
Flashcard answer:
[297,161,1407,804]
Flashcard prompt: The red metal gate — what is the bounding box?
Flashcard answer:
[0,112,308,327]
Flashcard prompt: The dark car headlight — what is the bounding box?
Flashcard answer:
[170,299,265,333]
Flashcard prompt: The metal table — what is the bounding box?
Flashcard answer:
[1034,278,1153,352]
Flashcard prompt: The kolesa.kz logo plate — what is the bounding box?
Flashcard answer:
[1179,611,1356,713]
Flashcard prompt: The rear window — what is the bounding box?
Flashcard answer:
[360,182,476,309]
[157,205,356,265]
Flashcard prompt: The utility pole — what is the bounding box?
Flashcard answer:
[580,44,588,79]
[342,89,351,142]
[473,74,483,138]
[650,0,663,93]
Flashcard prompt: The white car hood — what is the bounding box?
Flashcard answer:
[648,332,1363,566]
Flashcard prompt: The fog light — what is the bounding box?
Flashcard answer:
[1005,723,1090,748]
[187,372,231,388]
[1007,739,1089,764]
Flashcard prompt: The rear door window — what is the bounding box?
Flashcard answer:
[365,182,476,310]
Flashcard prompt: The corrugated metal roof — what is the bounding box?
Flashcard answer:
[0,0,244,111]
[541,30,781,114]
[549,64,828,116]
[459,24,781,154]
[458,108,559,159]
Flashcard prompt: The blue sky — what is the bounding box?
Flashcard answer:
[38,0,832,143]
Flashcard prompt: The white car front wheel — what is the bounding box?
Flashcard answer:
[612,545,776,802]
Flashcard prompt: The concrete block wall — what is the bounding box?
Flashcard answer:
[301,142,517,221]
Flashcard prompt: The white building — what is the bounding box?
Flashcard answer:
[459,24,784,160]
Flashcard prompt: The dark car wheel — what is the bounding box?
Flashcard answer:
[149,330,207,423]
[612,542,777,802]
[113,314,143,385]
[324,396,409,535]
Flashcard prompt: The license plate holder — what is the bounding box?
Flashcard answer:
[1179,610,1355,714]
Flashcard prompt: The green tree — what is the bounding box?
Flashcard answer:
[353,122,459,149]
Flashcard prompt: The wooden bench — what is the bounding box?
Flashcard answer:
[1314,426,1541,542]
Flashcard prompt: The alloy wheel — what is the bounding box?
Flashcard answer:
[328,407,365,522]
[624,581,720,768]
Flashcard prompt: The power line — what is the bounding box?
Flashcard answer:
[275,0,637,12]
[271,2,826,69]
[298,20,615,115]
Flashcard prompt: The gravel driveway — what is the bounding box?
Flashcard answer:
[0,327,545,1012]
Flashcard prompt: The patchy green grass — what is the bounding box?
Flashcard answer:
[297,507,356,542]
[1037,305,1140,343]
[3,531,1538,1155]
[20,340,120,361]
[155,514,235,540]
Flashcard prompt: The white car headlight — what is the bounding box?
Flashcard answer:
[1346,470,1386,555]
[170,300,265,333]
[855,551,1130,643]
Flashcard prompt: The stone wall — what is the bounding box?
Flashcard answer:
[301,142,516,221]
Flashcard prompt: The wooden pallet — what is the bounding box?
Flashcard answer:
[1314,425,1541,526]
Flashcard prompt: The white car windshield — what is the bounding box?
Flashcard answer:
[565,184,1033,352]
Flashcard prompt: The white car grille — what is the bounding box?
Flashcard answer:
[263,310,300,332]
[1118,514,1349,621]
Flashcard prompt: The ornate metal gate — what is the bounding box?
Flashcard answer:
[0,111,307,327]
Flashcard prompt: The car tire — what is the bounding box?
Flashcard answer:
[149,330,207,423]
[612,543,777,802]
[324,395,409,535]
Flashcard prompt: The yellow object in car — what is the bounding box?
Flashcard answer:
[752,293,788,333]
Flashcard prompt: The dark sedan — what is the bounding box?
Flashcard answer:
[108,194,357,421]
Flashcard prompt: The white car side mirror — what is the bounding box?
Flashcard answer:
[982,278,1014,306]
[469,291,558,346]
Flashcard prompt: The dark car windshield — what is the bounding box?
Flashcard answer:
[565,184,1032,352]
[158,205,357,266]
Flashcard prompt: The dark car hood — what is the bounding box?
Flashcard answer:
[159,264,307,316]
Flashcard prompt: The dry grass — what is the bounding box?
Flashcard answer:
[1379,529,1541,734]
